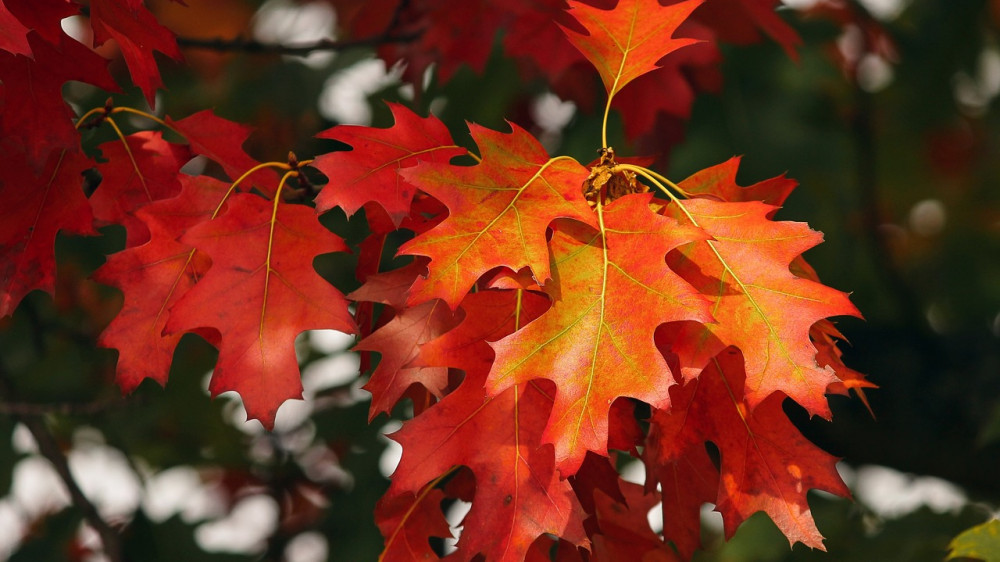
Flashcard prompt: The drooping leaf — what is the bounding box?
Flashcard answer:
[590,482,678,562]
[91,131,190,246]
[312,102,466,226]
[0,148,96,317]
[399,121,596,309]
[561,0,703,99]
[488,194,712,475]
[663,198,861,418]
[165,193,356,427]
[646,347,849,549]
[89,0,182,106]
[94,175,229,392]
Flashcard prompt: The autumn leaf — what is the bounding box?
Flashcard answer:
[647,347,849,549]
[94,175,229,392]
[488,194,712,475]
[644,439,718,559]
[89,0,182,106]
[166,110,272,189]
[0,149,96,317]
[375,486,453,561]
[312,103,466,226]
[399,121,596,309]
[165,193,356,427]
[91,131,190,247]
[664,198,861,418]
[561,0,703,99]
[591,482,678,562]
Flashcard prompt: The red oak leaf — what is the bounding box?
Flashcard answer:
[375,486,453,561]
[166,110,272,190]
[312,103,466,226]
[0,2,31,56]
[0,148,96,317]
[389,371,587,561]
[677,155,796,206]
[165,193,356,427]
[644,439,718,559]
[488,194,712,475]
[94,175,230,392]
[561,0,703,99]
[89,0,182,105]
[91,131,190,246]
[399,121,596,309]
[354,299,456,421]
[591,482,678,562]
[694,0,801,60]
[664,198,860,418]
[0,32,115,166]
[647,347,850,549]
[2,0,80,46]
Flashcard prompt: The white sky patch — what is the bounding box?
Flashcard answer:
[142,466,226,523]
[853,464,967,518]
[857,0,911,21]
[620,459,646,485]
[954,47,1000,116]
[196,495,280,554]
[308,329,355,355]
[442,500,470,555]
[318,58,403,125]
[285,531,329,562]
[68,445,143,520]
[0,500,26,559]
[378,420,403,478]
[253,0,337,68]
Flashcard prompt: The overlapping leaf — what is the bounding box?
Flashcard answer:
[646,347,850,549]
[663,197,860,417]
[391,291,587,561]
[0,149,96,317]
[312,103,466,225]
[488,194,712,475]
[94,175,229,392]
[399,121,596,309]
[165,193,356,427]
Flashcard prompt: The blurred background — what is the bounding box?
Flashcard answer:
[1,0,999,560]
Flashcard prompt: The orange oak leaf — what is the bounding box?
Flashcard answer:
[646,347,849,549]
[488,194,712,475]
[664,198,861,418]
[677,155,796,206]
[91,131,190,247]
[561,0,703,99]
[164,193,356,427]
[94,175,229,392]
[89,0,182,106]
[375,486,453,561]
[399,121,596,309]
[0,149,97,317]
[312,103,466,227]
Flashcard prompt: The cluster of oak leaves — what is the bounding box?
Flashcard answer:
[0,0,877,560]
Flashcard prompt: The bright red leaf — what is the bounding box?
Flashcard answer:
[89,0,182,106]
[312,103,466,226]
[165,193,356,427]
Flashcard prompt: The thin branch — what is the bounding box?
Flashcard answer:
[0,365,123,562]
[175,32,420,56]
[0,397,122,416]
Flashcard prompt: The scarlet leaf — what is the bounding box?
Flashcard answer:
[375,486,453,561]
[89,0,182,105]
[591,482,678,562]
[0,2,31,56]
[647,347,849,549]
[165,193,356,427]
[561,0,703,99]
[0,149,96,317]
[645,441,717,559]
[94,175,229,392]
[91,131,190,246]
[399,121,596,309]
[166,110,271,189]
[355,299,456,421]
[664,198,861,418]
[312,103,466,226]
[488,194,712,475]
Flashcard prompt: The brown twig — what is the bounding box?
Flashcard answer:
[175,32,420,56]
[0,365,123,562]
